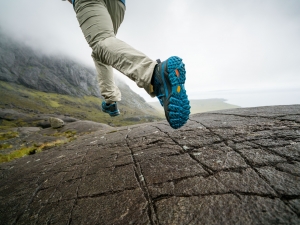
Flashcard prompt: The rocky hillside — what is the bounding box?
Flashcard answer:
[0,31,161,126]
[0,32,100,97]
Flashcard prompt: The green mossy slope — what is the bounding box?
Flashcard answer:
[0,81,162,128]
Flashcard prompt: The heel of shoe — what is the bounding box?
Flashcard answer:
[167,56,186,86]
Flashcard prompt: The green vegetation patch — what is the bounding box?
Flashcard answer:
[0,139,68,163]
[0,143,13,150]
[0,146,36,163]
[0,131,19,141]
[48,130,77,139]
[0,81,162,128]
[48,100,61,108]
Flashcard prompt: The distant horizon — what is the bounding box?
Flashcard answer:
[146,87,300,109]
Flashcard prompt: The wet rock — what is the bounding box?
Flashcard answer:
[237,146,286,166]
[191,143,248,171]
[214,168,276,195]
[276,161,300,176]
[257,166,300,195]
[36,120,51,128]
[17,127,41,134]
[155,195,299,225]
[0,105,300,224]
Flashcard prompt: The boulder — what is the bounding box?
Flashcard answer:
[48,117,64,129]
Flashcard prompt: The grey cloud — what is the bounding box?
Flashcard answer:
[0,0,299,104]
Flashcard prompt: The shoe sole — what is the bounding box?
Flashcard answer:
[162,56,190,129]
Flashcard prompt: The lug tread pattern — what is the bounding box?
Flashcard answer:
[165,56,190,129]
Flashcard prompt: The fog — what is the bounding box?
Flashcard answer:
[1,0,300,105]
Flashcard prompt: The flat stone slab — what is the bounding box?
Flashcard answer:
[1,105,300,224]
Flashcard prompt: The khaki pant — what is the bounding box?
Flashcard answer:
[75,0,157,103]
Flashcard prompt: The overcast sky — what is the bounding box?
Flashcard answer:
[0,0,300,105]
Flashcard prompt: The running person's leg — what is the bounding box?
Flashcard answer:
[74,0,157,100]
[74,0,190,128]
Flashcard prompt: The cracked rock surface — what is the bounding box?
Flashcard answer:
[1,105,300,224]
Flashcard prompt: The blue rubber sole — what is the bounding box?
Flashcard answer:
[165,56,190,129]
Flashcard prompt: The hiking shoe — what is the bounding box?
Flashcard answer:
[101,101,120,117]
[152,56,190,129]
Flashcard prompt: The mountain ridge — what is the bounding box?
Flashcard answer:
[0,31,162,127]
[0,32,100,97]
